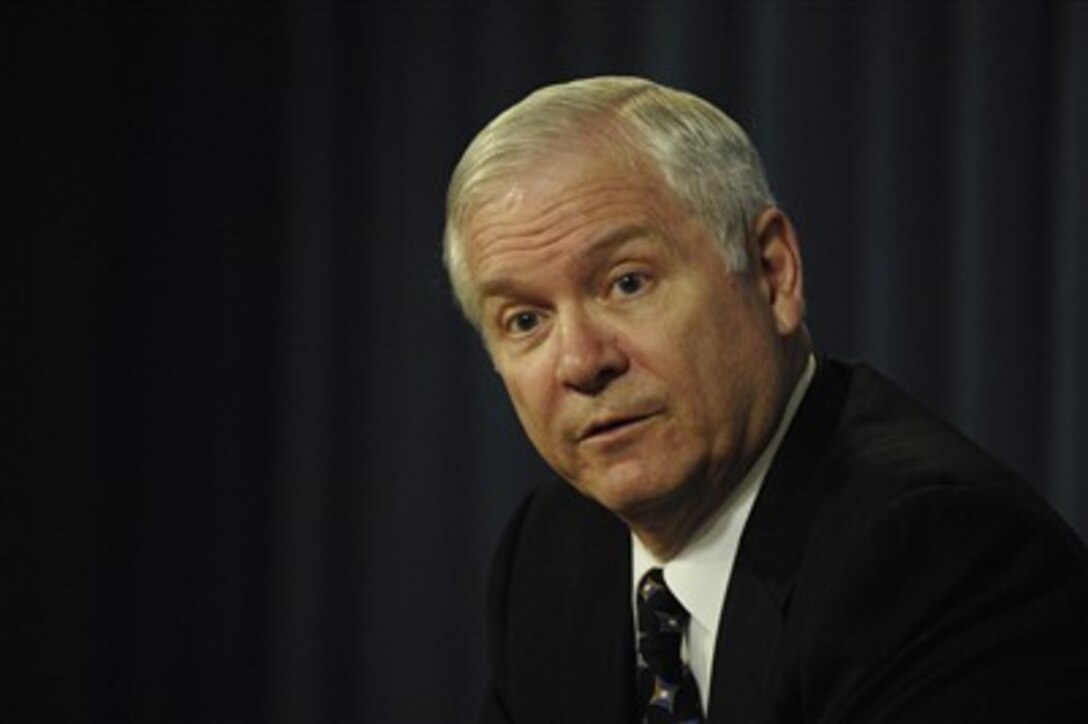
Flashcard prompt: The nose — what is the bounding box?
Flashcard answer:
[555,308,629,395]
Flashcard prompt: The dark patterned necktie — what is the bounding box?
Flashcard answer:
[636,568,705,723]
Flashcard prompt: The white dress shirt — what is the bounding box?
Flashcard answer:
[631,354,815,713]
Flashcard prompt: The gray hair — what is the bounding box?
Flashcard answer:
[443,76,776,326]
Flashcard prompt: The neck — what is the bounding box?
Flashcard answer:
[624,454,746,561]
[629,512,708,562]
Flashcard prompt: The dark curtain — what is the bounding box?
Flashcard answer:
[12,2,1087,722]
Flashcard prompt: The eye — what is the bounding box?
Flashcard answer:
[612,271,649,297]
[504,310,542,335]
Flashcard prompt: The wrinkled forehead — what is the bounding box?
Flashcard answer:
[466,165,678,290]
[463,145,664,236]
[457,122,649,214]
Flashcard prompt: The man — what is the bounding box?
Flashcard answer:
[443,77,1088,722]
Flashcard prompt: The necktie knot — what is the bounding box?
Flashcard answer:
[639,568,690,633]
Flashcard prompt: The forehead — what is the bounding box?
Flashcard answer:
[463,151,679,265]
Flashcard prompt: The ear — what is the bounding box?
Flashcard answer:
[752,207,805,336]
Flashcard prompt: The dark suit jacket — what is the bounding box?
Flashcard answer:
[482,358,1088,722]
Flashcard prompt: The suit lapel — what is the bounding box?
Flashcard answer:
[708,358,850,722]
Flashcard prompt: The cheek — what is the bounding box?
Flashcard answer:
[649,304,760,423]
[500,361,558,437]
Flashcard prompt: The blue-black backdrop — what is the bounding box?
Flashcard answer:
[12,3,1087,722]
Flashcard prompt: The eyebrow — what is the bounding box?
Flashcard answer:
[477,223,657,301]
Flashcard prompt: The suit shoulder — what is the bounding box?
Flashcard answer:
[773,364,1088,718]
[827,362,1055,517]
[491,477,625,578]
[791,360,1087,582]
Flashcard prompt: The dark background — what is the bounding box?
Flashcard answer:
[11,2,1087,722]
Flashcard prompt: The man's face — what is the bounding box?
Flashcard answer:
[464,150,802,528]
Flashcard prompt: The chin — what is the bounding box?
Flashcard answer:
[580,468,688,520]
